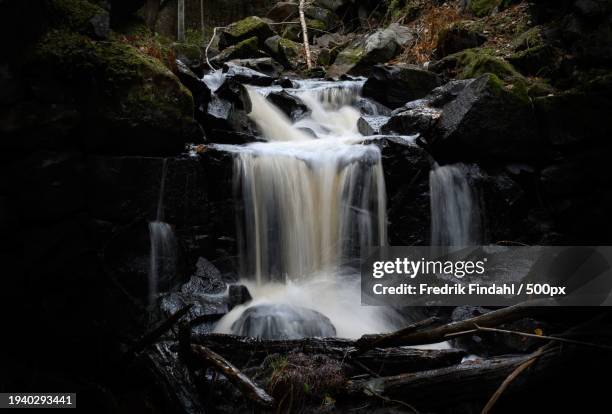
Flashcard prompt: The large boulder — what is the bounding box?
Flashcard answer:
[264,35,304,69]
[218,16,275,50]
[429,49,522,81]
[210,36,268,66]
[327,24,413,77]
[266,2,298,22]
[427,74,542,163]
[230,304,337,339]
[27,30,201,154]
[227,57,284,78]
[362,64,442,109]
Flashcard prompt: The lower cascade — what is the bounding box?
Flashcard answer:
[215,79,400,339]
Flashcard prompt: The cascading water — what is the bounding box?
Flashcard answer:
[429,163,481,246]
[149,158,177,305]
[214,78,400,338]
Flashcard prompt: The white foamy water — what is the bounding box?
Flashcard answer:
[430,163,481,246]
[214,80,399,338]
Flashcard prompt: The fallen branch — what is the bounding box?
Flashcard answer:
[481,346,547,414]
[354,317,440,354]
[123,304,193,362]
[366,302,552,348]
[190,344,274,407]
[348,345,564,406]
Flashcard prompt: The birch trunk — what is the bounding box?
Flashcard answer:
[298,0,313,69]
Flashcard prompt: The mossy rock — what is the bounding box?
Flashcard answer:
[172,42,203,68]
[508,44,557,77]
[305,5,339,30]
[513,26,546,51]
[32,30,199,154]
[432,48,521,80]
[218,16,275,50]
[281,19,326,43]
[278,38,304,69]
[47,0,109,38]
[468,0,502,17]
[211,37,267,66]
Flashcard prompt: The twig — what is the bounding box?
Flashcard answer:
[481,346,547,414]
[123,304,193,363]
[473,324,612,351]
[205,26,226,70]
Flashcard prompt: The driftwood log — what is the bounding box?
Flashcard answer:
[192,333,466,376]
[348,345,566,406]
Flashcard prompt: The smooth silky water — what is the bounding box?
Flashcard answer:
[213,79,407,339]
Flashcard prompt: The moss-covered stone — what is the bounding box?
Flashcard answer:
[434,48,521,80]
[172,42,203,67]
[435,21,487,58]
[47,0,109,38]
[469,0,502,17]
[218,16,275,50]
[32,30,199,153]
[211,36,266,66]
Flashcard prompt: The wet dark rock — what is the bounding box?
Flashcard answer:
[227,57,284,78]
[451,306,551,356]
[434,22,486,58]
[222,62,275,86]
[190,257,226,294]
[368,136,432,245]
[228,285,253,310]
[362,64,442,109]
[327,24,413,77]
[428,74,542,164]
[381,105,442,136]
[357,115,389,135]
[176,60,209,100]
[267,90,309,120]
[230,304,336,339]
[305,5,340,29]
[218,16,275,50]
[172,43,204,72]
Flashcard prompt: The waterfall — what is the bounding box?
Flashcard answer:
[429,163,481,246]
[149,158,177,304]
[215,80,397,338]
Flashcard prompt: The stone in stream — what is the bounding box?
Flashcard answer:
[362,64,442,109]
[267,90,309,120]
[227,57,285,78]
[231,304,337,339]
[228,284,253,310]
[210,37,268,66]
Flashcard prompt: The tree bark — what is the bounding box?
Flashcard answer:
[298,0,313,69]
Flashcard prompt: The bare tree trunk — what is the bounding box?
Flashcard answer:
[298,0,313,69]
[177,0,185,42]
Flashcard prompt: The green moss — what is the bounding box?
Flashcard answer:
[469,0,502,17]
[513,27,545,51]
[452,49,521,80]
[227,16,267,38]
[47,0,107,32]
[308,19,327,32]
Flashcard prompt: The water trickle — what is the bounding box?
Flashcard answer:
[149,158,177,304]
[215,80,398,338]
[429,163,481,246]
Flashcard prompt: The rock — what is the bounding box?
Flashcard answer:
[228,284,252,310]
[305,5,340,29]
[222,62,275,86]
[357,115,389,135]
[172,42,203,70]
[451,306,551,356]
[187,257,226,294]
[218,16,275,50]
[210,37,267,66]
[227,57,284,78]
[327,24,413,77]
[31,30,201,154]
[362,64,442,109]
[425,79,474,107]
[508,44,557,76]
[368,136,431,245]
[266,2,298,22]
[381,105,442,136]
[48,0,110,39]
[428,74,542,163]
[316,47,340,66]
[468,0,504,17]
[434,22,486,59]
[264,35,304,69]
[230,304,336,339]
[429,49,522,81]
[267,90,309,120]
[176,60,209,100]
